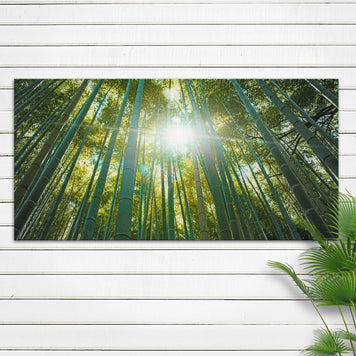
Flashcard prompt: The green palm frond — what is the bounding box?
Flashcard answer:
[301,243,356,274]
[329,193,356,243]
[304,328,350,356]
[268,261,312,297]
[310,272,356,306]
[338,329,356,342]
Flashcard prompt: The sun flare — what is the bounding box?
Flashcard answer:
[163,117,194,152]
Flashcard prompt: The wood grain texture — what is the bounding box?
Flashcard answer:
[0,324,342,349]
[1,46,356,67]
[1,4,356,24]
[0,274,305,299]
[0,300,347,324]
[0,24,356,46]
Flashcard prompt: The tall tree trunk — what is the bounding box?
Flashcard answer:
[15,80,103,238]
[15,79,89,207]
[15,79,57,116]
[103,124,129,240]
[15,95,71,165]
[15,80,66,131]
[306,79,338,108]
[15,79,43,106]
[230,79,331,237]
[68,112,115,241]
[196,80,241,239]
[219,99,301,240]
[81,80,131,240]
[185,79,232,240]
[270,80,338,148]
[141,133,158,240]
[115,79,145,240]
[257,80,338,177]
[137,129,147,240]
[37,89,107,240]
[160,139,168,240]
[177,158,195,240]
[166,80,175,240]
[192,150,209,240]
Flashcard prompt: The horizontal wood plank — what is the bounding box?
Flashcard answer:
[0,158,13,178]
[339,133,356,155]
[5,0,356,3]
[1,46,356,67]
[339,111,356,132]
[1,24,356,46]
[0,225,319,248]
[0,68,355,88]
[0,203,13,225]
[0,299,347,324]
[0,324,342,350]
[0,352,305,356]
[0,274,305,299]
[0,249,302,274]
[1,4,356,25]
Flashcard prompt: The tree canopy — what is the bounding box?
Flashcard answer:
[14,78,338,240]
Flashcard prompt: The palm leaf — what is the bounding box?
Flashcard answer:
[301,244,356,274]
[338,329,356,342]
[304,328,349,356]
[310,272,356,306]
[268,261,312,297]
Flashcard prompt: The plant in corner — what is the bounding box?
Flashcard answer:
[269,193,356,356]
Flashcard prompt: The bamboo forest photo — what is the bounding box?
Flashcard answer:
[14,79,338,241]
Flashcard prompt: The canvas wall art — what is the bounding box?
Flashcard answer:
[14,79,338,240]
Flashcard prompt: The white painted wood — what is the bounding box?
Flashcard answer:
[1,4,356,24]
[340,111,356,133]
[0,203,13,225]
[0,250,302,273]
[0,324,340,349]
[340,178,356,195]
[0,158,13,178]
[5,0,356,3]
[1,0,356,353]
[1,24,356,46]
[0,352,304,356]
[0,112,13,132]
[340,156,356,178]
[340,88,356,110]
[0,274,305,299]
[0,180,13,201]
[0,226,319,248]
[1,68,356,88]
[339,133,356,155]
[2,46,356,67]
[0,300,347,324]
[0,135,13,155]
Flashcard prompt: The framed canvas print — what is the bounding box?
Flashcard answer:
[14,78,338,241]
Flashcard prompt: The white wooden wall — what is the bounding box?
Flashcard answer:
[0,0,355,354]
